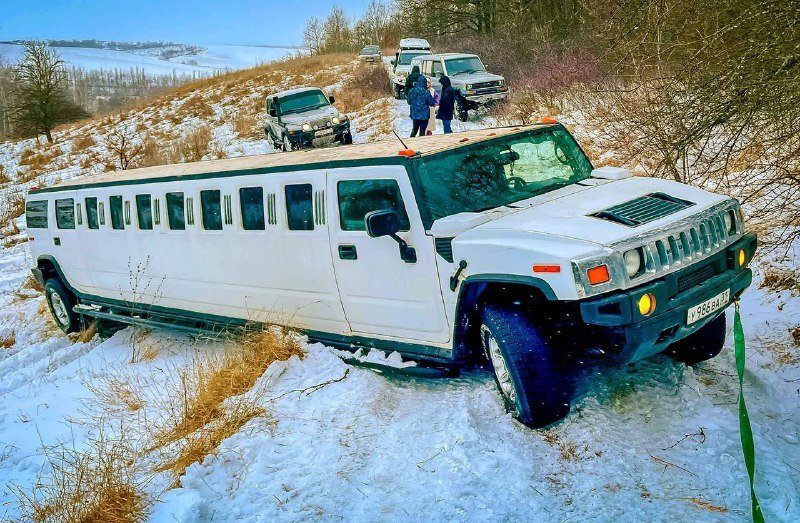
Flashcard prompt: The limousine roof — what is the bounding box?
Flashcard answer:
[35,124,556,193]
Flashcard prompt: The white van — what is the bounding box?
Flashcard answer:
[26,123,756,427]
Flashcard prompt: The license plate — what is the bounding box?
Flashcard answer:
[315,129,333,137]
[686,289,730,324]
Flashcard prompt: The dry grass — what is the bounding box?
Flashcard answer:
[0,330,15,349]
[759,266,800,294]
[178,125,213,162]
[792,326,800,346]
[151,326,303,479]
[12,428,148,523]
[73,133,96,152]
[18,147,62,181]
[0,190,26,232]
[0,164,9,184]
[234,112,260,139]
[332,64,393,115]
[77,322,98,343]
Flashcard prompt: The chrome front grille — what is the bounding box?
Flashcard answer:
[572,201,742,298]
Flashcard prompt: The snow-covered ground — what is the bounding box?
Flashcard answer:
[0,42,299,76]
[1,60,799,522]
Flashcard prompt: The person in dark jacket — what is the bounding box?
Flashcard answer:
[404,65,421,96]
[407,75,435,137]
[436,75,456,134]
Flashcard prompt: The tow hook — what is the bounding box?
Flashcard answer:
[450,260,468,292]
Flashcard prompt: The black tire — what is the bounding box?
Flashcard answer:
[44,278,79,334]
[342,131,353,145]
[456,96,469,122]
[665,313,727,365]
[481,304,571,428]
[394,83,404,99]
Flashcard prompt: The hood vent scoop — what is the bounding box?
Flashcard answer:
[590,193,695,227]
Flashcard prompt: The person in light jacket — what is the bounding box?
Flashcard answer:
[407,75,435,137]
[426,77,440,135]
[436,75,456,134]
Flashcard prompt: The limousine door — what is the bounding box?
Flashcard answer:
[327,166,451,345]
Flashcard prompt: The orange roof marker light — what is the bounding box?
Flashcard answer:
[459,137,470,142]
[533,264,561,273]
[587,264,610,285]
[540,117,558,124]
[398,149,416,157]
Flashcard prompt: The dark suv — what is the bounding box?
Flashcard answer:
[265,87,352,151]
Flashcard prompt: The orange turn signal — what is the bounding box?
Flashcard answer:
[533,264,561,273]
[587,265,610,285]
[398,149,416,157]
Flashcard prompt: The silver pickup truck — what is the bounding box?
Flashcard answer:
[412,53,509,121]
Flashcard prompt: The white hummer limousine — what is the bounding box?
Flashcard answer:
[26,123,756,427]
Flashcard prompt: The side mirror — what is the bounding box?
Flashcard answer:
[328,95,335,104]
[365,209,400,238]
[269,108,277,117]
[365,209,416,263]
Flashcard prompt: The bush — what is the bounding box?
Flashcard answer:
[332,64,393,114]
[178,125,213,162]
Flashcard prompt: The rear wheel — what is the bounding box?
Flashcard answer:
[481,304,571,428]
[665,313,726,365]
[45,279,78,334]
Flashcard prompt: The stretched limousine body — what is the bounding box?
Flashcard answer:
[26,124,757,427]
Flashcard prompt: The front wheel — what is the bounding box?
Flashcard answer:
[282,134,296,152]
[481,305,571,428]
[341,131,353,145]
[665,313,726,365]
[394,83,404,99]
[45,279,79,334]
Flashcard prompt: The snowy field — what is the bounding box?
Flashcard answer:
[0,42,299,76]
[0,65,799,522]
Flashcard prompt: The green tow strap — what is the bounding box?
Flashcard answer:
[733,300,765,523]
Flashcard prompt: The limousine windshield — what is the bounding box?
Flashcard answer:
[413,127,593,224]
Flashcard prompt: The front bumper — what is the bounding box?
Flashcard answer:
[579,233,757,362]
[286,122,351,144]
[463,88,510,105]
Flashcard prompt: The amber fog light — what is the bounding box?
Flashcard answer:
[738,249,746,266]
[638,293,656,316]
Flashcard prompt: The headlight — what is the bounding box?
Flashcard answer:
[499,79,505,86]
[624,249,643,278]
[302,123,311,132]
[724,210,735,233]
[465,84,473,89]
[331,116,340,125]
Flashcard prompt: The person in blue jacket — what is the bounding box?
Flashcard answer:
[436,75,456,134]
[407,75,435,137]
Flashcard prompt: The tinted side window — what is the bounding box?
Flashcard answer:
[25,200,48,229]
[55,198,76,229]
[337,179,410,232]
[85,197,99,229]
[201,190,222,230]
[239,187,265,230]
[432,61,444,77]
[26,200,48,228]
[166,192,185,230]
[110,195,124,229]
[136,194,153,230]
[285,184,314,231]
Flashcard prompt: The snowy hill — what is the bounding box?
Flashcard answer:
[0,40,302,76]
[0,53,798,522]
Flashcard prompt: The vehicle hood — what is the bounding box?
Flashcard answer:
[448,71,504,85]
[281,105,339,127]
[443,177,729,247]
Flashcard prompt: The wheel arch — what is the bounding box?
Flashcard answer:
[35,255,76,296]
[452,275,556,361]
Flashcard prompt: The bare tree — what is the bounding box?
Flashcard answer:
[303,17,326,55]
[11,41,88,143]
[106,124,145,170]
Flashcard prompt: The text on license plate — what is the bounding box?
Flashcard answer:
[686,289,730,325]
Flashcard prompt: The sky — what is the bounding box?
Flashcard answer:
[0,0,373,47]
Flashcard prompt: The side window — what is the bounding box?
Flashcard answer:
[55,198,76,229]
[136,194,153,230]
[200,190,222,230]
[239,187,265,230]
[25,200,48,229]
[337,179,410,232]
[166,192,185,230]
[420,61,430,75]
[285,184,314,231]
[432,61,444,77]
[110,195,124,229]
[85,197,99,229]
